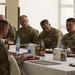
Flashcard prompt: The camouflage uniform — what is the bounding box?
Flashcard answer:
[16,25,39,44]
[0,38,10,75]
[39,27,63,48]
[3,24,16,42]
[61,33,75,49]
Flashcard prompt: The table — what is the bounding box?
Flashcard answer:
[9,45,28,75]
[9,45,75,75]
[19,54,75,75]
[9,45,27,54]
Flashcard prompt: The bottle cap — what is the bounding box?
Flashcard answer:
[27,49,31,53]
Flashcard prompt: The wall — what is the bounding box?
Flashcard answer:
[6,0,19,29]
[19,0,59,33]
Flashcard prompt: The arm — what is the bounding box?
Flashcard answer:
[52,31,63,48]
[32,29,39,44]
[5,24,16,42]
[0,43,10,75]
[38,32,52,43]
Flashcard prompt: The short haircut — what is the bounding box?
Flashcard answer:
[66,18,75,24]
[40,19,50,27]
[19,15,28,20]
[0,20,9,31]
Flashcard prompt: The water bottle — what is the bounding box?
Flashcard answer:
[27,43,31,54]
[59,42,63,48]
[5,38,10,49]
[59,42,67,61]
[39,40,45,56]
[16,36,20,54]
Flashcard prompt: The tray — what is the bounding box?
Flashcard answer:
[25,56,40,61]
[67,54,74,57]
[69,63,75,67]
[20,44,27,48]
[46,51,53,54]
[9,43,16,45]
[45,49,53,54]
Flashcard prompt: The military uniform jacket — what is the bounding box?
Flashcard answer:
[3,24,16,42]
[6,24,16,42]
[61,33,75,49]
[39,27,63,48]
[16,25,39,44]
[0,39,10,75]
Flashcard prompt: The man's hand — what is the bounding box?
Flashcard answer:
[44,38,52,44]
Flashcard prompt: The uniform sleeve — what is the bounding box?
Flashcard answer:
[0,65,6,75]
[61,34,75,49]
[0,43,10,75]
[31,29,39,44]
[38,32,44,42]
[52,31,63,48]
[6,24,16,42]
[16,29,26,44]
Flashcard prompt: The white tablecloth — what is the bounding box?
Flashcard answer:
[9,45,27,54]
[19,54,75,75]
[9,46,75,75]
[8,55,21,75]
[9,45,28,75]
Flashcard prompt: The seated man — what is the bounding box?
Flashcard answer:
[61,18,75,50]
[0,14,16,42]
[39,19,63,49]
[16,15,39,44]
[0,20,10,75]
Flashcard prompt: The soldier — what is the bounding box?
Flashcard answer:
[0,20,10,75]
[16,15,39,44]
[61,18,75,50]
[0,14,16,42]
[39,19,63,49]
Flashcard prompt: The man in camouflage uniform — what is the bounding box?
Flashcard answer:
[61,18,75,50]
[5,24,16,42]
[0,14,16,42]
[16,15,39,44]
[39,19,63,49]
[0,20,10,75]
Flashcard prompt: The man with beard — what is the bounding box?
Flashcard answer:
[39,19,63,49]
[61,18,75,50]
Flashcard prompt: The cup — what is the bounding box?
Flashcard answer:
[53,48,63,60]
[27,43,37,55]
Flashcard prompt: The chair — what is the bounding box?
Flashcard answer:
[8,55,21,75]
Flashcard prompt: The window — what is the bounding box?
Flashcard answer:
[59,0,75,34]
[0,0,5,16]
[0,0,5,3]
[19,0,58,33]
[0,5,5,16]
[61,0,74,5]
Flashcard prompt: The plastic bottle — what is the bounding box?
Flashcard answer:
[59,42,67,61]
[27,44,34,58]
[27,43,31,54]
[39,40,45,56]
[59,42,63,48]
[5,38,10,49]
[16,36,20,54]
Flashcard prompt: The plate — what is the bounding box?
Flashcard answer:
[46,51,53,53]
[20,44,27,48]
[45,49,53,54]
[67,54,74,57]
[25,56,40,61]
[69,63,75,67]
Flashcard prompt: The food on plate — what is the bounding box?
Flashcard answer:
[26,55,34,58]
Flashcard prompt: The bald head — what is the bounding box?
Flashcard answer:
[0,14,6,20]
